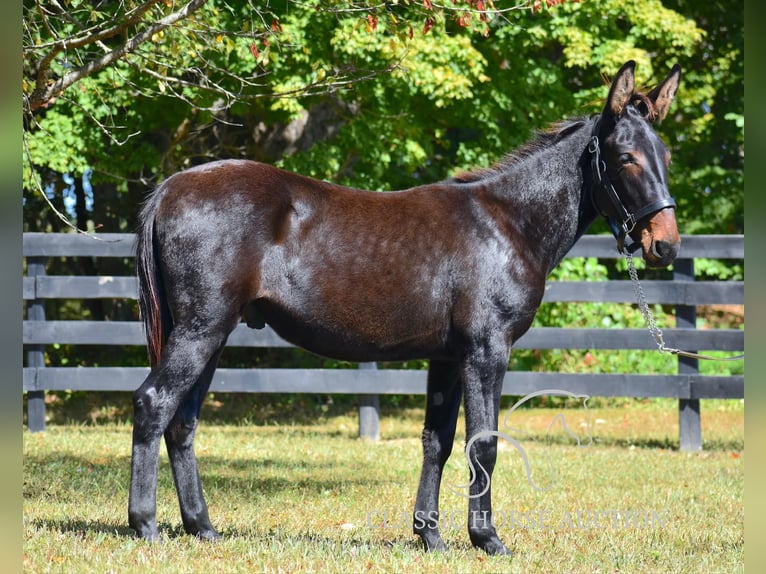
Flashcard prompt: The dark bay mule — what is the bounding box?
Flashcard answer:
[129,61,682,555]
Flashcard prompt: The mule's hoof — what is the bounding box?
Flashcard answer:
[131,525,160,542]
[478,538,512,556]
[470,529,512,556]
[424,538,448,553]
[417,531,448,552]
[195,529,222,542]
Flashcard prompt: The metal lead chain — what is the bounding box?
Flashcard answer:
[625,251,671,354]
[624,251,744,362]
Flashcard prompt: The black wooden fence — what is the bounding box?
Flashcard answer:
[23,233,744,450]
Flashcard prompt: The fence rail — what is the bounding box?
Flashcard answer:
[23,233,744,449]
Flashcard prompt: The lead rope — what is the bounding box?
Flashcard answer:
[624,250,744,362]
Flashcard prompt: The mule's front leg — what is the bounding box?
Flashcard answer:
[461,341,512,556]
[413,360,462,552]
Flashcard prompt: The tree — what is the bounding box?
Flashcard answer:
[23,0,741,237]
[21,0,536,230]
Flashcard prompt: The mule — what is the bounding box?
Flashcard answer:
[129,61,681,555]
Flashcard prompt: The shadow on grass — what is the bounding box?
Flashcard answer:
[504,431,743,452]
[28,457,393,545]
[31,517,134,538]
[26,451,386,488]
[198,456,390,495]
[32,516,442,557]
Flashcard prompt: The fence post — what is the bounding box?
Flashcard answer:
[357,362,380,441]
[26,257,47,432]
[675,258,701,451]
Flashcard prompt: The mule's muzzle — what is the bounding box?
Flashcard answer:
[650,238,679,263]
[637,208,680,268]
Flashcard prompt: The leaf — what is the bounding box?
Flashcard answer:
[423,16,434,35]
[366,14,378,33]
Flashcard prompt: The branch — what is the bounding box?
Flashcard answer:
[25,0,208,116]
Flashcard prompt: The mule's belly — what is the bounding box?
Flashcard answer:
[251,290,453,363]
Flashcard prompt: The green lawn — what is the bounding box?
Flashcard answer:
[23,400,744,573]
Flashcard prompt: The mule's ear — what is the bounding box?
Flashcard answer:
[604,60,636,119]
[647,64,681,123]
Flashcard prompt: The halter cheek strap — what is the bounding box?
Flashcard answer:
[588,119,676,254]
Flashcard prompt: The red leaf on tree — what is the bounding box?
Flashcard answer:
[250,42,259,59]
[271,19,282,33]
[457,12,470,27]
[423,0,433,10]
[532,0,542,13]
[367,13,378,32]
[423,16,434,34]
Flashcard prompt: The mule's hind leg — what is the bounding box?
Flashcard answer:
[129,323,232,540]
[413,360,462,551]
[163,344,225,540]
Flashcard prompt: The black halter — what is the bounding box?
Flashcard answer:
[588,118,676,254]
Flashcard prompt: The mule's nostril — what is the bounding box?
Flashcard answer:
[652,240,678,261]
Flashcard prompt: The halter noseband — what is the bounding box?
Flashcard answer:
[588,118,676,254]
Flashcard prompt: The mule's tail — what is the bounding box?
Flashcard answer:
[135,187,173,368]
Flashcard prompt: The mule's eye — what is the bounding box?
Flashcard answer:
[619,153,635,165]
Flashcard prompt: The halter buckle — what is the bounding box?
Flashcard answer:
[587,135,599,155]
[620,214,637,234]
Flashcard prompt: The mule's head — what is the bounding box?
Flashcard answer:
[591,61,682,268]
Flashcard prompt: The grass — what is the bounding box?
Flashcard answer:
[23,399,744,573]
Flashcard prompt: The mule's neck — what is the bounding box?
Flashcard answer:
[470,117,601,275]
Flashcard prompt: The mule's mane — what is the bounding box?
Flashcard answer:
[448,118,588,184]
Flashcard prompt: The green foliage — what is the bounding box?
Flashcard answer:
[24,0,741,228]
